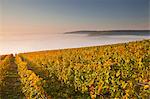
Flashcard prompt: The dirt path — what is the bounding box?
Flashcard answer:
[0,56,25,99]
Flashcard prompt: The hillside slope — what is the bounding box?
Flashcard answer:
[18,39,150,99]
[0,39,150,98]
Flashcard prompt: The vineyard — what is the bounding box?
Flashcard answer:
[0,39,150,99]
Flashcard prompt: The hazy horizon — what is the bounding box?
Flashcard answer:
[0,31,149,55]
[0,0,149,55]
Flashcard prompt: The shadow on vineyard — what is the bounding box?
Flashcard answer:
[0,55,24,99]
[21,57,90,98]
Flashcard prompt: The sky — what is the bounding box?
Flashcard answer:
[0,0,149,55]
[0,0,149,34]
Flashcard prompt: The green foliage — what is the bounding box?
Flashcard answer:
[0,55,11,89]
[0,55,25,99]
[19,39,150,98]
[0,40,149,98]
[15,56,50,99]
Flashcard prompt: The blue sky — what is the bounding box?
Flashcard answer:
[1,0,150,34]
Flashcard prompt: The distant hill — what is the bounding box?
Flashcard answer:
[65,30,150,36]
